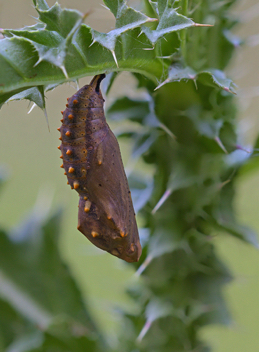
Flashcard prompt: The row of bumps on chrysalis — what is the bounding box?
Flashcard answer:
[58,74,142,262]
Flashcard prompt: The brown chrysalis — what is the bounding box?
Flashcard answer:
[58,74,142,262]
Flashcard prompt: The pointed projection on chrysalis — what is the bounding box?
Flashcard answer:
[58,74,142,262]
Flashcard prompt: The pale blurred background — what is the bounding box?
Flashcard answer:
[0,0,258,351]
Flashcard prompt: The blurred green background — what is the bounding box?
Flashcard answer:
[0,0,258,351]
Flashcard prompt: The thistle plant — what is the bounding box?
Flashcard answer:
[0,1,257,351]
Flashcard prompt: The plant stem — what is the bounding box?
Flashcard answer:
[181,0,189,61]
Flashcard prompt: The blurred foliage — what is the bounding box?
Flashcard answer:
[0,0,258,351]
[0,190,104,351]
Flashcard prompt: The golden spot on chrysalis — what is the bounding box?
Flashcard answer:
[84,196,88,200]
[71,186,73,189]
[67,181,69,185]
[66,149,72,155]
[73,181,80,189]
[67,97,69,101]
[91,231,99,238]
[68,167,75,173]
[61,111,64,114]
[60,164,64,168]
[64,172,67,175]
[84,200,91,212]
[57,146,61,150]
[120,231,127,238]
[65,131,71,137]
[57,127,60,131]
[111,248,120,256]
[73,99,78,105]
[66,103,69,107]
[107,215,112,220]
[60,155,63,159]
[130,243,135,252]
[59,137,62,140]
[97,144,103,166]
[68,114,74,120]
[60,119,64,123]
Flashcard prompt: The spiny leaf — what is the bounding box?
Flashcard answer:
[3,87,45,109]
[156,65,237,93]
[91,1,157,62]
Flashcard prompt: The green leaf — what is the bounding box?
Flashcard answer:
[141,2,194,44]
[91,1,156,61]
[0,0,210,108]
[0,297,37,351]
[217,221,259,248]
[28,318,97,352]
[2,87,45,109]
[33,0,49,11]
[138,299,173,341]
[156,65,237,94]
[0,196,101,341]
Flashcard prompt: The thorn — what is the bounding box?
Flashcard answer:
[60,156,63,159]
[68,114,74,120]
[59,137,62,140]
[57,127,60,131]
[152,189,172,214]
[89,39,96,47]
[61,111,64,114]
[111,50,119,68]
[65,131,71,137]
[154,78,170,91]
[218,179,231,190]
[214,136,228,154]
[60,119,64,123]
[60,65,69,79]
[194,23,214,27]
[66,149,72,155]
[57,146,61,150]
[147,17,158,23]
[135,255,153,276]
[43,108,50,132]
[28,103,37,114]
[236,144,252,153]
[60,164,64,168]
[137,320,152,342]
[68,167,75,173]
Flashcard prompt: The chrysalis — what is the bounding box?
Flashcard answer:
[58,74,142,262]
